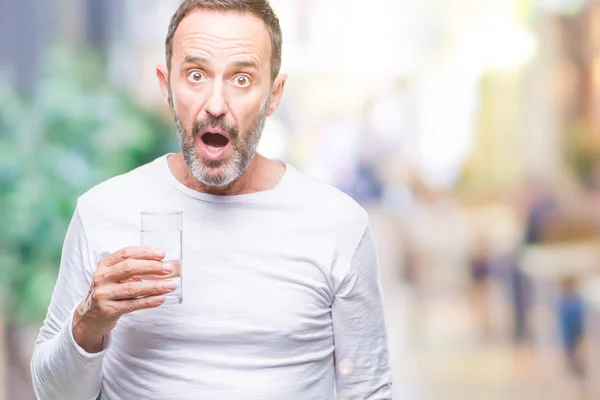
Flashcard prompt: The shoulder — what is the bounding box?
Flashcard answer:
[285,165,369,238]
[285,166,375,293]
[76,156,164,224]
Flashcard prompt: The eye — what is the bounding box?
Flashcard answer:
[233,75,251,87]
[187,70,205,83]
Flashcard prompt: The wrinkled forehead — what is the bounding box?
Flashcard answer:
[172,9,271,70]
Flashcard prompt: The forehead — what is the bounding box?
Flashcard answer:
[172,9,271,65]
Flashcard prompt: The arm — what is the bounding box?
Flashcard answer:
[31,204,175,400]
[332,225,393,399]
[30,206,106,400]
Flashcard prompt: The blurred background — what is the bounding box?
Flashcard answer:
[4,0,600,398]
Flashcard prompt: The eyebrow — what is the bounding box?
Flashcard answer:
[182,55,260,71]
[182,55,210,66]
[230,59,260,71]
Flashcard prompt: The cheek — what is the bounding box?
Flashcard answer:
[172,85,204,127]
[228,91,266,131]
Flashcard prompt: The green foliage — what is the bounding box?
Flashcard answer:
[0,45,177,324]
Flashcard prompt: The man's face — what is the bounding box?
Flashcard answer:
[158,10,284,187]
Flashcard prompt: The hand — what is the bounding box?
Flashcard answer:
[72,246,176,353]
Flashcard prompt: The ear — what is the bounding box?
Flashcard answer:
[267,73,287,117]
[156,64,170,107]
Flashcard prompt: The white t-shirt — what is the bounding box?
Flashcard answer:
[31,154,393,400]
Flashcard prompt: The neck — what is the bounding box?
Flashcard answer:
[167,152,285,196]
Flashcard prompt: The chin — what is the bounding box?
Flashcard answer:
[192,160,239,188]
[199,173,235,188]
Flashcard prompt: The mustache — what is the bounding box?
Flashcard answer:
[191,115,238,141]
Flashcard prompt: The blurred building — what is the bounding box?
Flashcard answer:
[0,0,130,88]
[0,0,129,95]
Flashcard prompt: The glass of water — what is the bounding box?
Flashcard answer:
[140,211,183,305]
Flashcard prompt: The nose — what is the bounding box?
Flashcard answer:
[205,79,227,118]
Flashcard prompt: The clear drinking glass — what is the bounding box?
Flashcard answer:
[140,211,183,305]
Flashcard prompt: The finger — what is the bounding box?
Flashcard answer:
[99,246,166,268]
[114,295,168,315]
[104,259,172,282]
[121,276,143,283]
[143,260,181,280]
[99,280,177,301]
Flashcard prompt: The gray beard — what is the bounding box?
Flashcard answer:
[169,90,270,188]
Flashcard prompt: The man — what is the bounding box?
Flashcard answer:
[31,1,393,399]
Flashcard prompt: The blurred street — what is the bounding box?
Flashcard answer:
[369,204,586,400]
[5,0,600,398]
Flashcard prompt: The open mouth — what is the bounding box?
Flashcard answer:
[201,132,229,148]
[198,130,231,161]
